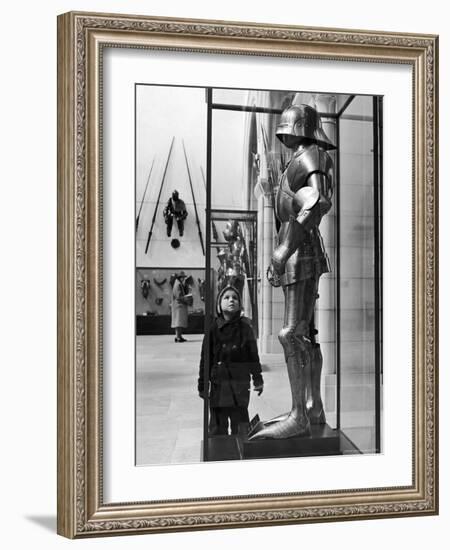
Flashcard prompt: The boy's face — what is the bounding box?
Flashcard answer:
[220,290,240,315]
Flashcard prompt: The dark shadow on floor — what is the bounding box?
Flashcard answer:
[25,515,56,533]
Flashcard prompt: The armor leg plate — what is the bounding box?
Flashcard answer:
[251,280,318,440]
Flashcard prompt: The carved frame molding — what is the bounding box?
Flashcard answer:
[57,12,438,538]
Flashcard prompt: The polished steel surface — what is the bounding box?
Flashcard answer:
[251,105,332,439]
[276,104,336,151]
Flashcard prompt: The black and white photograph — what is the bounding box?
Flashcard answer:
[135,84,383,465]
[54,7,438,540]
[1,0,446,545]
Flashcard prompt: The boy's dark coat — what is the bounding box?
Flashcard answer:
[198,315,263,408]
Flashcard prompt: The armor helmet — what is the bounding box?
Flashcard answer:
[276,104,336,151]
[222,220,239,242]
[172,190,179,200]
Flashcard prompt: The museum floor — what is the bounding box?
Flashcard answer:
[136,335,378,465]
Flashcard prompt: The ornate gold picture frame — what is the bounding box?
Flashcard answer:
[57,11,438,538]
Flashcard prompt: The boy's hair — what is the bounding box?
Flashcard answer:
[216,285,242,317]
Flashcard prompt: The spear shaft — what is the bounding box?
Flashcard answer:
[261,124,277,204]
[145,137,175,254]
[136,158,155,232]
[182,140,205,256]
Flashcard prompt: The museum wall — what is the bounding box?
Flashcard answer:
[1,1,447,550]
[136,85,207,268]
[135,86,249,269]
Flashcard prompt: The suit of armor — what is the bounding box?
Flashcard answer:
[163,190,187,237]
[251,104,335,440]
[217,221,246,296]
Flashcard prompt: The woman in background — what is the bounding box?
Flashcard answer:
[171,271,190,342]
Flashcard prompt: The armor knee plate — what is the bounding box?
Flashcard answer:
[279,324,314,370]
[278,326,295,354]
[278,326,308,356]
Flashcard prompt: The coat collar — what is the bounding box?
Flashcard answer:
[216,313,241,329]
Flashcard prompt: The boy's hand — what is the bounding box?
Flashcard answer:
[253,384,264,396]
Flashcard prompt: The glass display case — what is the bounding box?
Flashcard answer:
[134,83,382,465]
[202,87,383,461]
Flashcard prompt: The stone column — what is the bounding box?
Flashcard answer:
[254,177,275,354]
[310,94,338,417]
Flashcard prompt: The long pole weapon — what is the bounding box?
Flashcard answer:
[261,124,283,233]
[144,137,175,254]
[136,157,155,232]
[182,140,205,256]
[260,124,277,204]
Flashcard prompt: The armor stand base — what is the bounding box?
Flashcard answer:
[202,424,361,461]
[238,423,355,460]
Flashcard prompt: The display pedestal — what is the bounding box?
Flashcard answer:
[205,435,241,461]
[238,423,345,460]
[204,424,360,462]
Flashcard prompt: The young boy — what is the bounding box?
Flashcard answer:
[197,285,264,435]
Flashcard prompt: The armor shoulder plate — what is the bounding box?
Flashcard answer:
[301,144,333,176]
[285,145,332,194]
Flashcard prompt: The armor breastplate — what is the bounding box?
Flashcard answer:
[275,144,332,220]
[274,144,333,285]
